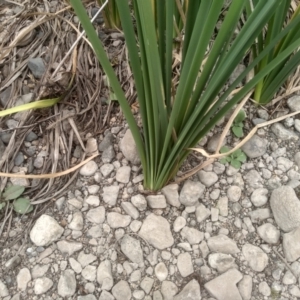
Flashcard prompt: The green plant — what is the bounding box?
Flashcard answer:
[71,0,300,190]
[219,146,247,169]
[232,109,246,138]
[0,185,33,214]
[246,0,300,104]
[97,0,121,29]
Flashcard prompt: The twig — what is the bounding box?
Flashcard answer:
[51,0,109,78]
[273,247,298,279]
[0,154,99,179]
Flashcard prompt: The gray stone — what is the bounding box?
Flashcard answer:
[4,255,21,270]
[97,260,113,290]
[34,277,53,295]
[0,86,12,107]
[213,162,226,174]
[30,214,63,246]
[229,64,246,85]
[295,119,300,132]
[28,57,46,79]
[99,133,113,151]
[217,197,228,216]
[57,240,83,256]
[257,223,280,244]
[131,194,147,211]
[85,195,100,206]
[237,275,252,300]
[161,281,178,300]
[207,134,226,153]
[87,185,100,194]
[130,220,142,232]
[283,227,300,262]
[86,138,98,155]
[195,204,211,223]
[77,251,97,268]
[102,145,115,163]
[57,269,76,297]
[82,265,96,281]
[153,290,163,300]
[208,253,236,273]
[252,118,265,125]
[69,258,82,273]
[177,253,194,277]
[242,244,268,272]
[155,262,168,281]
[0,280,9,297]
[290,285,300,297]
[207,234,240,254]
[102,186,120,206]
[204,268,243,300]
[120,235,144,264]
[78,295,97,300]
[121,202,139,219]
[107,212,131,228]
[173,216,186,232]
[285,117,294,127]
[282,270,296,285]
[139,213,174,250]
[120,129,140,164]
[241,135,267,158]
[270,186,300,232]
[179,180,205,206]
[100,164,114,177]
[116,166,131,183]
[227,186,241,202]
[133,290,145,299]
[17,267,31,291]
[244,170,263,189]
[198,170,218,187]
[249,208,271,223]
[250,188,268,207]
[271,123,298,140]
[146,195,167,209]
[140,277,154,294]
[130,269,141,282]
[86,206,106,224]
[258,281,271,297]
[68,211,84,230]
[287,95,300,111]
[80,160,98,176]
[267,177,282,191]
[146,249,159,266]
[112,280,132,300]
[6,119,18,129]
[277,157,293,172]
[200,241,210,258]
[174,279,201,300]
[161,184,181,207]
[294,152,300,168]
[31,265,49,279]
[181,227,204,244]
[87,225,102,238]
[14,152,24,166]
[99,291,115,300]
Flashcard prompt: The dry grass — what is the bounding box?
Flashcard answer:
[0,0,134,242]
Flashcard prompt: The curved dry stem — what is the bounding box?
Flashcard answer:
[0,154,99,179]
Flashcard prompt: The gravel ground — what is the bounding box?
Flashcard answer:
[1,96,300,300]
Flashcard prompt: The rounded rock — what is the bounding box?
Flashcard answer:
[227,186,242,202]
[257,223,280,244]
[250,188,268,207]
[155,262,168,281]
[80,160,98,176]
